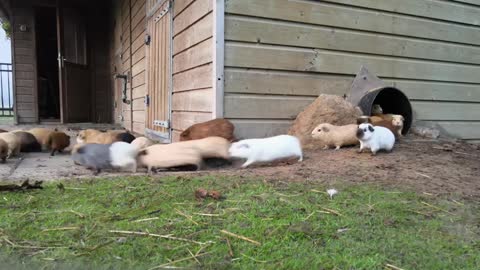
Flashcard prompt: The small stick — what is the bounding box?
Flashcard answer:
[220,230,261,246]
[193,213,221,217]
[241,253,267,263]
[148,252,210,270]
[320,207,343,216]
[452,199,464,206]
[132,217,159,223]
[109,230,205,245]
[415,172,431,179]
[385,263,406,270]
[70,210,85,218]
[225,237,234,257]
[175,209,199,225]
[187,248,201,265]
[421,201,453,215]
[303,212,316,221]
[42,227,80,232]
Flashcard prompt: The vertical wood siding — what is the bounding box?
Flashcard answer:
[224,0,480,141]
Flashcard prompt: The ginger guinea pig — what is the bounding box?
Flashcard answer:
[48,131,71,156]
[180,118,235,142]
[311,123,359,150]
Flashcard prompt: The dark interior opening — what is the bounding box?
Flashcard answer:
[35,6,60,120]
[359,87,413,134]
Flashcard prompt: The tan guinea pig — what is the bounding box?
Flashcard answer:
[48,131,71,156]
[137,144,203,175]
[0,132,21,158]
[0,139,8,163]
[311,123,359,150]
[28,128,55,150]
[173,136,231,159]
[131,137,155,150]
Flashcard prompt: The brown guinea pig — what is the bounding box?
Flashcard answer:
[48,131,71,156]
[12,131,42,152]
[180,118,235,142]
[0,139,8,163]
[28,128,55,150]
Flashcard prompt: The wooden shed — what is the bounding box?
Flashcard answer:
[1,0,480,143]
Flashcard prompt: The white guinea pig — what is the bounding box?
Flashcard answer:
[228,135,303,168]
[109,141,139,173]
[356,123,395,155]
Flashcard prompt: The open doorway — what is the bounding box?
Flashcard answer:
[35,6,60,121]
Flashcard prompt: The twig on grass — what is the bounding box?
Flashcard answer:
[225,237,234,257]
[385,263,406,270]
[148,252,211,270]
[241,253,267,263]
[421,201,453,215]
[108,230,205,245]
[175,209,199,225]
[187,248,201,265]
[220,230,261,246]
[193,213,221,217]
[320,207,343,216]
[132,217,159,223]
[42,227,80,232]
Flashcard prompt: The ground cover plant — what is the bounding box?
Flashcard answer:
[0,176,479,269]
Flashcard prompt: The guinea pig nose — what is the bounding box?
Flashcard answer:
[356,129,363,138]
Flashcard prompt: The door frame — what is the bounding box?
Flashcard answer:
[144,0,173,143]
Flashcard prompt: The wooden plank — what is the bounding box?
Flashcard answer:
[224,94,314,119]
[229,119,292,139]
[412,101,480,121]
[174,0,196,17]
[225,0,480,46]
[443,0,480,8]
[131,0,146,18]
[131,2,146,30]
[173,12,213,55]
[171,111,212,130]
[15,64,34,72]
[384,80,480,102]
[225,68,352,96]
[15,80,34,88]
[14,47,33,57]
[16,86,34,95]
[17,116,37,123]
[173,64,212,92]
[225,15,480,64]
[132,111,145,122]
[15,71,35,80]
[132,58,146,76]
[132,70,146,88]
[324,0,480,26]
[132,17,146,41]
[171,88,213,112]
[132,84,146,99]
[14,40,33,48]
[132,46,146,65]
[15,55,34,64]
[16,94,34,103]
[132,98,145,111]
[173,38,212,74]
[131,33,145,53]
[172,130,181,142]
[173,0,213,35]
[133,122,145,135]
[225,42,480,83]
[416,121,480,140]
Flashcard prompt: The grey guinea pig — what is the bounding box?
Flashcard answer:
[72,143,112,175]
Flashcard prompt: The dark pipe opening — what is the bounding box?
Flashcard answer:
[358,87,413,134]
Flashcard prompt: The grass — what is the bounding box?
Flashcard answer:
[0,176,479,270]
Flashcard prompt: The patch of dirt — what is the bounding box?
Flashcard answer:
[288,94,362,147]
[200,136,480,199]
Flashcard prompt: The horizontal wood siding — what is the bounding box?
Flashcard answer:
[224,0,480,140]
[171,0,214,141]
[12,7,37,123]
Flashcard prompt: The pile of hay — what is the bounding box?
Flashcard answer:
[288,94,362,148]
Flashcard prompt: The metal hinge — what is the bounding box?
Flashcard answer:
[145,34,151,45]
[145,94,150,106]
[153,120,169,128]
[153,2,170,22]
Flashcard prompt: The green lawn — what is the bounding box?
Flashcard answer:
[0,176,479,270]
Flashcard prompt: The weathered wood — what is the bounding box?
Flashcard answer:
[132,58,145,76]
[416,121,480,140]
[15,80,34,88]
[444,0,480,8]
[14,47,33,57]
[412,101,480,121]
[131,0,146,18]
[173,0,213,35]
[131,32,145,54]
[225,42,480,83]
[225,0,480,46]
[132,98,145,111]
[171,111,212,130]
[131,17,146,41]
[16,94,34,103]
[173,38,212,74]
[173,64,212,92]
[172,130,181,142]
[132,46,146,65]
[224,94,314,119]
[173,12,213,55]
[133,122,146,134]
[132,84,146,99]
[131,2,146,29]
[229,119,292,139]
[174,0,196,17]
[225,15,480,64]
[132,70,146,88]
[324,0,480,26]
[225,68,352,96]
[14,64,34,72]
[171,88,213,112]
[15,71,35,80]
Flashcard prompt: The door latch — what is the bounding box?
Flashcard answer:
[145,94,150,106]
[114,74,130,105]
[145,34,151,45]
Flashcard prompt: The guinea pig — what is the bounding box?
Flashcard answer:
[76,129,101,143]
[370,119,401,139]
[311,123,359,150]
[0,132,21,158]
[372,104,383,116]
[175,136,230,159]
[137,144,203,174]
[131,137,155,150]
[47,131,71,156]
[228,135,303,168]
[356,123,395,155]
[109,142,139,173]
[115,132,136,143]
[28,128,55,149]
[12,131,42,152]
[0,139,8,163]
[77,129,135,144]
[388,114,405,137]
[0,129,8,133]
[180,118,235,142]
[72,143,112,175]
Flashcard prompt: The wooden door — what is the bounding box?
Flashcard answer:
[145,0,172,140]
[57,5,91,123]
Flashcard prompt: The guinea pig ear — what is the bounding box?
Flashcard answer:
[400,116,405,121]
[368,125,375,132]
[321,126,329,132]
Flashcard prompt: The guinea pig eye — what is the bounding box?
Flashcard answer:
[364,128,367,132]
[317,129,321,132]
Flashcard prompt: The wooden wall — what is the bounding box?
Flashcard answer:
[11,6,37,123]
[224,0,480,141]
[171,0,215,142]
